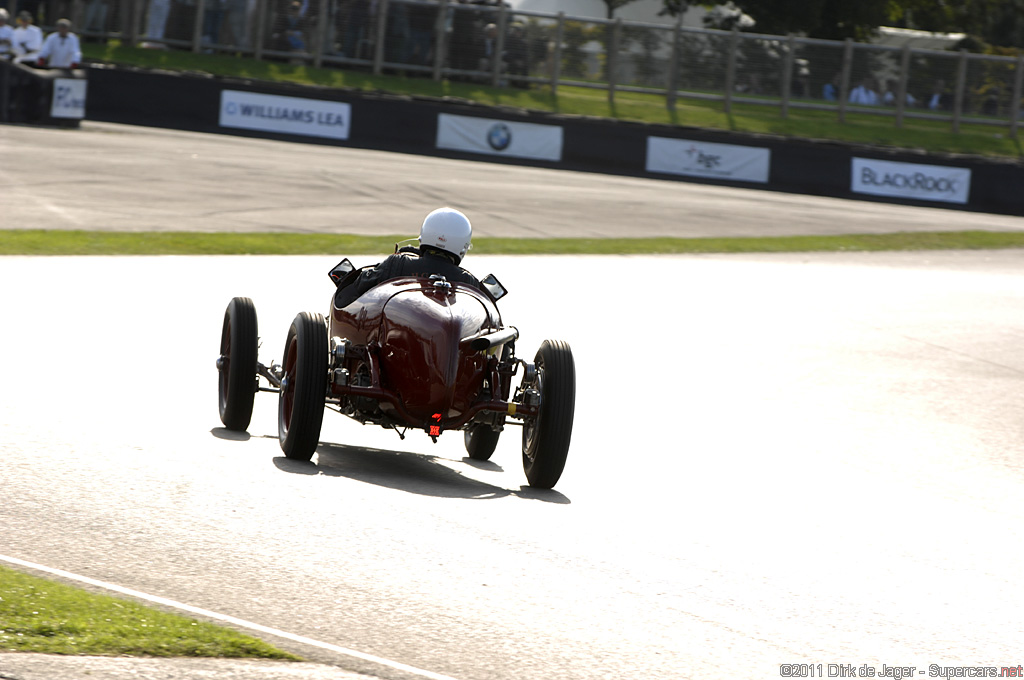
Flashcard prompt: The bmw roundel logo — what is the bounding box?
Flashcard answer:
[487,123,512,151]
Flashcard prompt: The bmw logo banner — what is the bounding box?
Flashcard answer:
[436,113,563,162]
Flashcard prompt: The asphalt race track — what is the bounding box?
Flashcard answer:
[2,123,1024,680]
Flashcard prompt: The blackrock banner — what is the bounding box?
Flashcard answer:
[50,78,87,119]
[436,113,563,162]
[851,157,971,205]
[219,90,351,140]
[646,137,771,183]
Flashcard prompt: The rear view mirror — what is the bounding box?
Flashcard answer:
[329,258,355,286]
[481,273,507,301]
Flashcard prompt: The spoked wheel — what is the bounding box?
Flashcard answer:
[522,340,576,489]
[465,424,501,461]
[217,297,258,431]
[278,312,328,461]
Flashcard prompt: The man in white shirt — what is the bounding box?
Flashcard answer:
[12,11,43,63]
[848,76,879,106]
[37,18,81,68]
[0,10,15,58]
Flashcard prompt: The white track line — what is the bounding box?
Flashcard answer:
[0,554,461,680]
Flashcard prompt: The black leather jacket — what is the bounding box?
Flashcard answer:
[335,247,482,308]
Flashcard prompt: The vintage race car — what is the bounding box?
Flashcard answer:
[216,257,575,489]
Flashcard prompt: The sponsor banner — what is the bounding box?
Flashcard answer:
[646,137,770,183]
[851,157,971,205]
[436,113,563,162]
[219,90,351,140]
[50,78,87,119]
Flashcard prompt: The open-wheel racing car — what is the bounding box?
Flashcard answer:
[217,257,576,489]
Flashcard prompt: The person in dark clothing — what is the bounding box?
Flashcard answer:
[335,207,480,308]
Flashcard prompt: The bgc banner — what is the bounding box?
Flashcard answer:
[851,158,971,205]
[51,78,86,119]
[219,90,351,140]
[436,113,563,162]
[646,137,771,183]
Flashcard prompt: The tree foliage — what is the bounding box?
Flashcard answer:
[727,0,893,40]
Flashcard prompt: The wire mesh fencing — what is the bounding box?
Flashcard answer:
[15,0,1024,133]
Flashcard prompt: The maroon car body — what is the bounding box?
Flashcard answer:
[217,258,576,489]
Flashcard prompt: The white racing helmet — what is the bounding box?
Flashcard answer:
[419,208,472,264]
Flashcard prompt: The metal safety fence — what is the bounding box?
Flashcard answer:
[9,0,1024,134]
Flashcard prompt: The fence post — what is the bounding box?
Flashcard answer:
[837,37,852,123]
[491,2,507,87]
[313,0,330,67]
[952,48,967,133]
[550,11,564,96]
[1011,52,1024,138]
[780,33,794,118]
[666,16,682,113]
[895,44,910,128]
[373,0,389,75]
[192,0,207,52]
[253,0,268,60]
[723,27,738,114]
[607,17,621,107]
[432,0,448,81]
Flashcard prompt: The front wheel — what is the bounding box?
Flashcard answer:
[465,423,501,461]
[278,312,328,461]
[522,340,576,489]
[218,297,258,431]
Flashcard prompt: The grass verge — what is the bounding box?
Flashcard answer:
[0,565,300,658]
[3,229,1024,255]
[81,43,1023,159]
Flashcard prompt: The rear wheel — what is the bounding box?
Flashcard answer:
[465,424,501,461]
[278,312,328,461]
[218,297,258,431]
[522,340,576,489]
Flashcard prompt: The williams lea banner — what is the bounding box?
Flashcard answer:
[219,90,351,140]
[436,114,563,162]
[851,157,971,204]
[646,137,771,183]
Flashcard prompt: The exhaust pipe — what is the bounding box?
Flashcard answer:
[463,327,519,352]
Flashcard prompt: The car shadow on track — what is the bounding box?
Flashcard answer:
[271,442,570,504]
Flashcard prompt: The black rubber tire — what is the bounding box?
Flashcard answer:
[278,312,328,461]
[522,340,576,489]
[465,424,501,461]
[218,297,258,431]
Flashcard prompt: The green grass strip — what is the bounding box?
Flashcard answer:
[0,565,300,658]
[2,229,1024,256]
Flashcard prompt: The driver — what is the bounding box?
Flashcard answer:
[335,207,482,308]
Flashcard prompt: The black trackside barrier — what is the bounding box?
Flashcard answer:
[0,60,87,126]
[82,65,1024,217]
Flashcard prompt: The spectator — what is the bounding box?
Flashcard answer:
[202,0,226,46]
[145,0,172,41]
[477,21,497,73]
[504,21,527,87]
[448,0,480,75]
[12,11,43,63]
[0,9,13,59]
[83,0,109,37]
[337,0,369,58]
[405,0,436,66]
[282,0,306,51]
[822,73,838,101]
[882,79,916,107]
[37,17,81,68]
[848,76,879,105]
[928,79,952,111]
[222,0,250,47]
